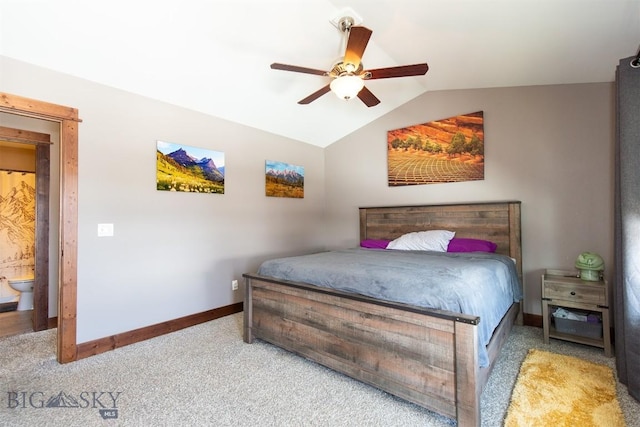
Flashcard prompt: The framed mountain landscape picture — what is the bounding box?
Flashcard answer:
[156,141,225,194]
[265,160,304,198]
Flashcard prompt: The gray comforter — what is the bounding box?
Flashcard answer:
[257,248,522,367]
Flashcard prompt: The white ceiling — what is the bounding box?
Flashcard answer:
[1,0,639,147]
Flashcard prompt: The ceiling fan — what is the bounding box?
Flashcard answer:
[271,16,429,107]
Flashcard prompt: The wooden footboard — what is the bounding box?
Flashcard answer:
[243,274,499,426]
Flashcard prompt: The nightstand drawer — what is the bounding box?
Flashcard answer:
[544,281,606,305]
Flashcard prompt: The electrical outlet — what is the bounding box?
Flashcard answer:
[231,280,238,291]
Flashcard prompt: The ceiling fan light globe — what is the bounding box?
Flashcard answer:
[330,75,364,100]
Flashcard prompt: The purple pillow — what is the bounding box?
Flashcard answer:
[360,239,391,249]
[447,238,497,253]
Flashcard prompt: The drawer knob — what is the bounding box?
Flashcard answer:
[570,291,576,296]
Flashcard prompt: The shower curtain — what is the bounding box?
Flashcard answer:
[0,170,36,285]
[615,55,640,401]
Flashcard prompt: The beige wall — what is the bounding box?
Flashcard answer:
[325,83,614,316]
[1,56,326,342]
[1,55,615,336]
[0,143,35,172]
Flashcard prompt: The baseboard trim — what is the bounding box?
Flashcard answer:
[0,301,18,313]
[523,312,543,328]
[76,302,243,361]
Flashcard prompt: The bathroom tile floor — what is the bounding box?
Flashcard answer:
[0,310,33,338]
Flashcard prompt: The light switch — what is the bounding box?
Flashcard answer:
[97,223,114,237]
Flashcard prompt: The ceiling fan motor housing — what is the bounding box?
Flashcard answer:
[330,61,364,77]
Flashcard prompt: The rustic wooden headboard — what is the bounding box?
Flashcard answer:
[359,201,522,279]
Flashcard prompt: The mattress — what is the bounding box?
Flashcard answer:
[257,248,522,367]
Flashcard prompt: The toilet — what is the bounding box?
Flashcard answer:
[8,277,34,311]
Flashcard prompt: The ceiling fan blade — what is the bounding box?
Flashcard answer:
[298,85,331,104]
[357,86,380,107]
[365,63,429,80]
[271,63,328,76]
[343,26,372,69]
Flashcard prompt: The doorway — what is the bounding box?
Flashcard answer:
[0,92,79,363]
[0,127,51,336]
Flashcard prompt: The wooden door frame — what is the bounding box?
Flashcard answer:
[0,92,79,363]
[34,143,50,331]
[0,125,51,332]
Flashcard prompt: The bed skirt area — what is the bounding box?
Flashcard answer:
[243,274,519,426]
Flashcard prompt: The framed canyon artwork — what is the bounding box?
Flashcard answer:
[387,111,484,186]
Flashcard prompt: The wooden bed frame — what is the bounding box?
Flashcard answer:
[243,201,522,426]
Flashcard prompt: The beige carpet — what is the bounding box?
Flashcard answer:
[1,315,638,426]
[505,348,626,426]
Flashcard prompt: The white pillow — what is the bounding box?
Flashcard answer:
[387,230,456,252]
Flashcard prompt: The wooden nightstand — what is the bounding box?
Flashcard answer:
[541,269,611,356]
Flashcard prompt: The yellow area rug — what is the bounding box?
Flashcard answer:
[504,349,626,426]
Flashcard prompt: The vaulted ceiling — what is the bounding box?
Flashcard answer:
[1,1,639,147]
